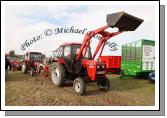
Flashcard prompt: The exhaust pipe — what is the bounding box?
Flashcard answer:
[106,12,144,31]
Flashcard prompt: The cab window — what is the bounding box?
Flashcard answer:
[63,46,71,57]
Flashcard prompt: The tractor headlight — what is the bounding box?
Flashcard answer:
[97,66,100,69]
[102,65,105,68]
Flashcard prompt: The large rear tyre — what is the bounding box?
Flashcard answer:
[51,62,67,87]
[22,63,28,74]
[73,77,86,95]
[97,78,110,91]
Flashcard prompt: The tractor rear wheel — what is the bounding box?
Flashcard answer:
[97,78,110,91]
[51,62,67,87]
[22,63,28,74]
[73,77,86,95]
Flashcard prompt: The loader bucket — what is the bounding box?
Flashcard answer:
[106,12,144,31]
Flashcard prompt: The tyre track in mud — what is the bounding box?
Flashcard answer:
[6,78,132,106]
[5,72,154,106]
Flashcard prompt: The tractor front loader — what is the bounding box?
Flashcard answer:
[51,12,144,95]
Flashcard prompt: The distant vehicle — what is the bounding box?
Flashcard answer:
[148,71,155,83]
[7,56,22,71]
[22,52,43,76]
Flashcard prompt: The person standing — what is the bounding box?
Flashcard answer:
[5,57,11,79]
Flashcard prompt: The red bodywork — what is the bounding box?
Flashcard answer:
[76,25,122,81]
[57,58,65,64]
[81,59,106,81]
[23,52,43,74]
[7,56,21,71]
[11,61,20,68]
[77,25,123,61]
[10,61,21,70]
[32,62,41,67]
[100,56,121,73]
[41,65,50,77]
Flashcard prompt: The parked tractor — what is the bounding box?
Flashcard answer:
[5,54,23,71]
[22,52,43,76]
[51,12,144,95]
[8,57,21,71]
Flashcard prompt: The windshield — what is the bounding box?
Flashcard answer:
[30,53,42,61]
[73,45,92,59]
[54,47,63,58]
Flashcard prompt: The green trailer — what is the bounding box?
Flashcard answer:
[121,39,155,77]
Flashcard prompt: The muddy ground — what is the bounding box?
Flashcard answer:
[5,71,155,106]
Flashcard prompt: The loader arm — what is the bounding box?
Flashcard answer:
[76,25,123,61]
[77,12,143,61]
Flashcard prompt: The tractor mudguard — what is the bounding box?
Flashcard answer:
[57,58,65,64]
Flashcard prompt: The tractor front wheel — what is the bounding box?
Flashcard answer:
[22,63,28,74]
[73,77,86,95]
[97,78,110,91]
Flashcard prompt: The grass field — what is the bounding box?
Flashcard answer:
[5,71,155,106]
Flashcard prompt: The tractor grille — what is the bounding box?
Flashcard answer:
[96,65,106,75]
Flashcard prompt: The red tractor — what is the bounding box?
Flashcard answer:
[8,57,22,71]
[51,12,143,95]
[22,52,43,76]
[5,54,23,71]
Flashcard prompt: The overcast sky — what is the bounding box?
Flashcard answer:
[5,5,155,57]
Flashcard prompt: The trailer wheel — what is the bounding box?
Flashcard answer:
[51,62,66,87]
[22,63,28,74]
[30,68,34,76]
[73,77,86,95]
[97,78,110,91]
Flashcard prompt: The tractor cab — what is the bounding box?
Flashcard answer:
[22,52,43,76]
[56,42,92,60]
[54,42,92,75]
[25,52,43,62]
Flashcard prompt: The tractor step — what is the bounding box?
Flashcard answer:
[106,12,144,31]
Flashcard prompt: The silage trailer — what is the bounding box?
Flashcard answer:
[121,39,155,78]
